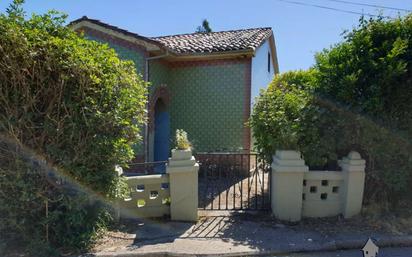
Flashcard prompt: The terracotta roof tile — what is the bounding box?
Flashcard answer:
[151,28,272,54]
[69,17,272,55]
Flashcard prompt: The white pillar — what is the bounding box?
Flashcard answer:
[340,151,366,218]
[271,150,308,222]
[166,149,199,222]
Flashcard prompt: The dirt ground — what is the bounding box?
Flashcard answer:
[93,202,412,253]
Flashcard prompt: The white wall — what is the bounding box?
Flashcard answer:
[251,40,275,107]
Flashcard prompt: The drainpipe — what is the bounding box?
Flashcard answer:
[144,50,170,81]
[144,50,169,162]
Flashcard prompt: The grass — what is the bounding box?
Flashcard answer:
[362,201,412,235]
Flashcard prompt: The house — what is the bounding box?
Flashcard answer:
[69,16,279,165]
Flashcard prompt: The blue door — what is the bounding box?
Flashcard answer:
[154,104,170,172]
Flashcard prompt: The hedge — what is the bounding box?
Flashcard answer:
[0,1,148,255]
[251,15,412,203]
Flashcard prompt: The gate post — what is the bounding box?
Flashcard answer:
[167,149,199,222]
[271,150,308,222]
[340,151,366,218]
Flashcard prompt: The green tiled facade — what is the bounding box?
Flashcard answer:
[149,60,169,93]
[85,35,146,75]
[85,33,249,155]
[168,62,247,152]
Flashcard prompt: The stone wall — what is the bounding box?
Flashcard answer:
[119,174,171,218]
[271,150,366,221]
[302,171,344,217]
[117,149,199,221]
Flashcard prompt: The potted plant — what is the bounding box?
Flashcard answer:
[171,129,192,160]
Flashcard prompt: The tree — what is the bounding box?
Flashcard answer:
[196,19,212,33]
[315,15,412,133]
[313,14,412,202]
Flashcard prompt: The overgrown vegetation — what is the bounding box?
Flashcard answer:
[251,15,412,203]
[0,1,147,255]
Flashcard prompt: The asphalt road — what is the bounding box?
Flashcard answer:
[273,247,412,257]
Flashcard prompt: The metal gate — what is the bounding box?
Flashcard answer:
[196,153,271,211]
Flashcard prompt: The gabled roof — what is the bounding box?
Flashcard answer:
[69,16,163,47]
[150,28,273,54]
[69,16,273,56]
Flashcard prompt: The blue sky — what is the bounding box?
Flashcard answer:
[0,0,409,72]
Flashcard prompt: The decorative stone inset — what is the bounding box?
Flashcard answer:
[136,184,145,192]
[150,191,159,199]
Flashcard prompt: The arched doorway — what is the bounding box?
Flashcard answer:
[153,98,170,165]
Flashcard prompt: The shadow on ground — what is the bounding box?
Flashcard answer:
[104,212,329,253]
[91,209,410,255]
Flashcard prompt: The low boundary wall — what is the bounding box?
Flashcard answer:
[271,150,366,221]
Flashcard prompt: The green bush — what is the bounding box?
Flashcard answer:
[313,15,412,200]
[0,1,147,255]
[250,70,317,158]
[251,15,412,203]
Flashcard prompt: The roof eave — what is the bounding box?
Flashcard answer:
[68,17,274,61]
[166,49,255,61]
[268,34,280,74]
[68,17,167,52]
[249,30,279,74]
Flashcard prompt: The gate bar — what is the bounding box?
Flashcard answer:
[255,156,258,209]
[262,160,265,208]
[240,155,243,210]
